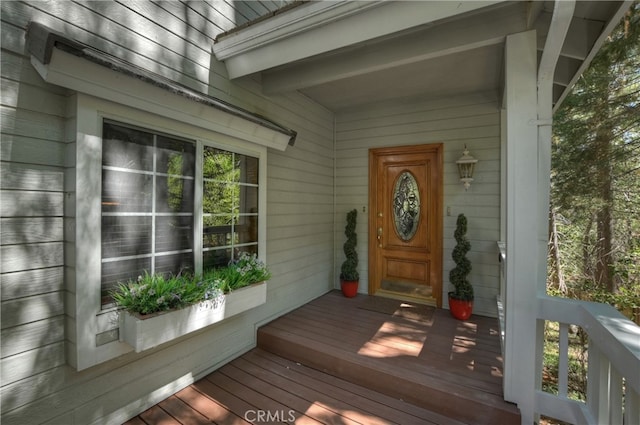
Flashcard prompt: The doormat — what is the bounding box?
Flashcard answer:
[358,297,435,321]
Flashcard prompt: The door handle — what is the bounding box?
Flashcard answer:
[377,227,383,247]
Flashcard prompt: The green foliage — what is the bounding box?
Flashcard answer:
[111,271,211,316]
[204,252,272,293]
[544,4,640,409]
[340,209,359,281]
[549,2,640,312]
[449,214,474,301]
[111,253,271,315]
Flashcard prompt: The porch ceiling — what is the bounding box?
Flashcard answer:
[214,0,630,113]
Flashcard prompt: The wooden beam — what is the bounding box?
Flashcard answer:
[535,11,606,60]
[503,29,539,423]
[263,3,527,94]
[215,1,506,79]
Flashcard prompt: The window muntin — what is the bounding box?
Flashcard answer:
[101,121,195,307]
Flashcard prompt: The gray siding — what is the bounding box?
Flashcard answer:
[335,92,502,317]
[1,1,332,424]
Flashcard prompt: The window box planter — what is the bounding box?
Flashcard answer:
[119,281,267,352]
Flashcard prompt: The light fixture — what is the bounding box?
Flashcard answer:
[456,145,478,190]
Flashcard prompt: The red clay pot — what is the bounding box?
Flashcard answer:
[340,279,359,298]
[448,294,473,320]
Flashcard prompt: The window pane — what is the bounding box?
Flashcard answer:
[156,136,195,176]
[237,215,258,245]
[103,122,153,171]
[203,147,237,181]
[155,253,193,276]
[240,185,258,214]
[102,216,152,258]
[203,181,239,215]
[156,176,194,213]
[101,257,152,304]
[203,248,232,269]
[102,170,152,212]
[156,216,193,252]
[237,154,258,184]
[203,215,233,248]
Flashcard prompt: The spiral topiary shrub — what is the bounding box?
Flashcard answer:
[340,209,359,281]
[449,213,474,301]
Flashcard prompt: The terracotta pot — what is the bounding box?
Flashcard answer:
[340,279,359,297]
[448,293,473,320]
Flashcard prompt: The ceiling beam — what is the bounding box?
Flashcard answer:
[262,3,528,94]
[535,11,607,60]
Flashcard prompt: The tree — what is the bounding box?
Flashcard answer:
[551,3,640,301]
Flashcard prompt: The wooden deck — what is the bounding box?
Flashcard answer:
[125,291,520,424]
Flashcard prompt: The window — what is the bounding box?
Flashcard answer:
[101,121,196,306]
[99,120,263,308]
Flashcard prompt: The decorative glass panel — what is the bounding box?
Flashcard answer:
[393,171,420,241]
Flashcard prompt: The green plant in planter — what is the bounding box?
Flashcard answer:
[340,209,359,281]
[449,213,474,301]
[111,271,210,316]
[111,252,271,315]
[204,252,272,292]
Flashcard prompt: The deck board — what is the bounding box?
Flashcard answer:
[125,291,519,424]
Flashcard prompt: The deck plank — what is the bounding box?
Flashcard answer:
[224,357,372,425]
[174,385,250,425]
[138,405,181,425]
[211,366,322,424]
[157,395,211,425]
[190,379,257,425]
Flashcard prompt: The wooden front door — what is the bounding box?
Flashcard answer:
[368,144,443,307]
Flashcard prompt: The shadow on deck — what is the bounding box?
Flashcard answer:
[125,290,520,424]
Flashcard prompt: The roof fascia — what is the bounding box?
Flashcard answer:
[213,0,506,79]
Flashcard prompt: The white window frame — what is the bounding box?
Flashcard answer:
[70,93,267,370]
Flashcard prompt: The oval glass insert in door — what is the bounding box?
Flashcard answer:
[393,171,420,241]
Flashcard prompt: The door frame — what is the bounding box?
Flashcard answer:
[368,143,444,307]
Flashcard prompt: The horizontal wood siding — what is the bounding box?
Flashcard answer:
[335,92,501,317]
[0,1,332,424]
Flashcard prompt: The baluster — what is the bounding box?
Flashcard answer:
[586,340,610,424]
[609,367,622,425]
[558,322,569,398]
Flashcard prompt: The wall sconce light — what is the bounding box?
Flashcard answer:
[456,145,478,190]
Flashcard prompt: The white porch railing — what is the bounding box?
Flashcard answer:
[536,296,640,424]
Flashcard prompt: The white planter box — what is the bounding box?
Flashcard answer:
[119,281,267,352]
